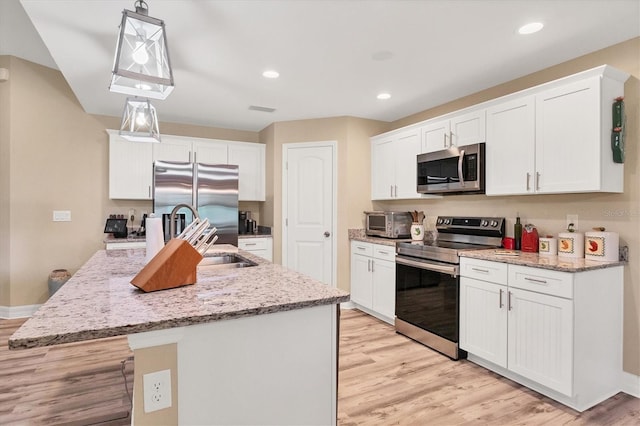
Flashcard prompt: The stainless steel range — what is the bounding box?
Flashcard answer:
[395,216,505,360]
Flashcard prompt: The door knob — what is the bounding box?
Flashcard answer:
[324,231,331,237]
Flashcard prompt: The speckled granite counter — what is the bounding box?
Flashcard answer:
[348,228,410,247]
[460,249,625,272]
[9,247,349,350]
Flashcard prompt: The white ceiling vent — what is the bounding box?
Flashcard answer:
[249,105,276,113]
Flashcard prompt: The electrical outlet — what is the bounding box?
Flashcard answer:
[143,369,172,413]
[566,214,579,231]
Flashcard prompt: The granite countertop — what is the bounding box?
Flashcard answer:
[460,249,625,273]
[348,228,411,247]
[9,247,349,350]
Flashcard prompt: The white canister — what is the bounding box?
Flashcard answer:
[585,231,619,262]
[411,224,425,241]
[558,232,584,258]
[538,237,557,256]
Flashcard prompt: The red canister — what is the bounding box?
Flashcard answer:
[521,224,539,252]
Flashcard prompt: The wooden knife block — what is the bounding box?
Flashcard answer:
[131,239,203,292]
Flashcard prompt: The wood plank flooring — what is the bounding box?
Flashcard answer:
[1,310,638,425]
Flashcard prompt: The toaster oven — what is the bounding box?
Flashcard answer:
[364,211,412,238]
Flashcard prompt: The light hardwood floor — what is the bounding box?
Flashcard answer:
[1,310,638,425]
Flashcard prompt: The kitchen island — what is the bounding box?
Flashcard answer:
[10,247,349,425]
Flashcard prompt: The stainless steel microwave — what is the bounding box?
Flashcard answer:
[364,211,412,238]
[417,143,485,194]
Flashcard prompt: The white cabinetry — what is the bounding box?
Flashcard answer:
[109,131,266,201]
[421,109,486,153]
[486,66,627,195]
[108,131,153,200]
[371,128,422,200]
[350,241,395,324]
[238,237,273,262]
[460,257,623,412]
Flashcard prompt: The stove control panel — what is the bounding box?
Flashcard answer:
[436,216,505,237]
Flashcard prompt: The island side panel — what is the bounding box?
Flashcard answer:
[177,304,338,425]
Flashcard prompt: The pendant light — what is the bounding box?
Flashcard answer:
[119,97,161,143]
[110,0,174,100]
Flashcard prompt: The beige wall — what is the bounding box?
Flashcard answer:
[0,56,259,308]
[261,117,387,291]
[378,37,640,375]
[132,343,178,425]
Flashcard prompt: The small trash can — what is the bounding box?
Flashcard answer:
[48,269,71,297]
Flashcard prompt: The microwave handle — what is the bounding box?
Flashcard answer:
[458,149,465,187]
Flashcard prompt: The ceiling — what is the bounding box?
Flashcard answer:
[3,0,640,132]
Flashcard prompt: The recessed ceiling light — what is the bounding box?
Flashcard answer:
[377,93,391,100]
[262,70,280,79]
[518,22,544,35]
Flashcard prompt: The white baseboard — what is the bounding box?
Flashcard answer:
[0,304,41,319]
[340,301,357,310]
[621,371,640,398]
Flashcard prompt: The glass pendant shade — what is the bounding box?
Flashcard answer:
[110,3,174,100]
[119,97,161,143]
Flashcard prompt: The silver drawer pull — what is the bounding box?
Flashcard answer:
[357,246,366,251]
[377,250,390,255]
[471,267,490,273]
[508,291,513,311]
[244,243,257,246]
[499,289,504,308]
[524,277,548,284]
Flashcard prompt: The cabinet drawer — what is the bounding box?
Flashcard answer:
[238,238,269,251]
[351,241,373,256]
[460,258,508,285]
[372,244,395,261]
[509,265,573,299]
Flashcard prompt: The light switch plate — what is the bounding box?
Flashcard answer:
[53,210,71,222]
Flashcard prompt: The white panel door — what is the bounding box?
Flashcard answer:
[284,143,335,285]
[109,133,153,200]
[350,252,372,307]
[393,131,421,199]
[508,288,573,396]
[371,137,396,199]
[371,258,395,320]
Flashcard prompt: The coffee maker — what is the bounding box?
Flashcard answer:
[239,211,256,235]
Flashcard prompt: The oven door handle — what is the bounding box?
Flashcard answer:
[396,256,459,277]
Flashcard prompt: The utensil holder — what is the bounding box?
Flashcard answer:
[131,239,203,292]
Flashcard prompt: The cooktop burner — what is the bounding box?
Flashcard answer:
[396,216,505,264]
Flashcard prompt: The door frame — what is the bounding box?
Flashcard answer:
[282,141,338,287]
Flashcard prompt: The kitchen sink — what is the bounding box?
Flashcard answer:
[198,253,257,269]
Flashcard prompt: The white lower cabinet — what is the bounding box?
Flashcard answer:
[238,237,272,262]
[350,241,395,324]
[460,257,623,412]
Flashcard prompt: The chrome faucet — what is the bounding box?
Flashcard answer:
[169,204,200,239]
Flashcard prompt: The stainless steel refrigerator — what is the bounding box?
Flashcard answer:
[153,160,238,246]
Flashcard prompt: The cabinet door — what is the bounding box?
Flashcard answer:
[421,120,450,152]
[485,96,535,196]
[109,134,153,200]
[371,137,396,200]
[460,277,508,367]
[393,131,422,199]
[153,136,192,162]
[192,140,228,165]
[507,288,573,396]
[350,253,372,308]
[228,142,266,201]
[371,258,395,320]
[451,109,486,146]
[535,77,600,193]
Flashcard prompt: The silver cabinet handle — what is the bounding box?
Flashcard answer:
[526,173,531,191]
[499,289,504,308]
[148,186,152,198]
[377,250,390,256]
[367,259,371,272]
[471,267,489,273]
[371,260,375,273]
[357,246,366,251]
[244,242,257,246]
[536,172,541,191]
[390,185,393,197]
[508,291,513,311]
[524,277,548,284]
[443,132,448,148]
[449,130,454,147]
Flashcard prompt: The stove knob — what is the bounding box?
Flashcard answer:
[481,220,489,227]
[445,218,451,225]
[437,218,443,225]
[490,220,499,227]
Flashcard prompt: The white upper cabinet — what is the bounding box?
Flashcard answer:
[371,128,422,200]
[486,96,536,195]
[485,65,627,195]
[421,109,486,153]
[109,131,266,201]
[109,132,153,200]
[228,142,266,201]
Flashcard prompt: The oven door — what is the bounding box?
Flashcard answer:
[395,255,460,344]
